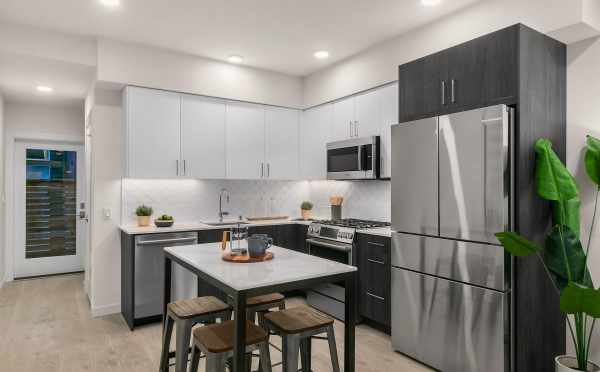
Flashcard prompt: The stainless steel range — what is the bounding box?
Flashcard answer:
[305,218,390,321]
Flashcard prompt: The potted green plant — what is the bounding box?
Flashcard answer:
[496,137,600,372]
[300,201,314,220]
[135,205,153,227]
[155,214,174,228]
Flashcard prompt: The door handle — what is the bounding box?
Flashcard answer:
[451,79,456,104]
[441,81,446,105]
[366,292,385,301]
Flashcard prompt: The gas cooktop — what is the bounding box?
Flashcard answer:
[314,218,390,229]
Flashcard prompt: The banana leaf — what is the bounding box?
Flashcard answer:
[560,282,600,318]
[585,135,600,188]
[545,225,593,292]
[495,232,540,257]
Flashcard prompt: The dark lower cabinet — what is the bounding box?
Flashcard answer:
[356,233,391,331]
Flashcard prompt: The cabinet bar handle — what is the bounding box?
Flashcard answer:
[451,79,456,103]
[349,121,353,137]
[441,80,446,105]
[267,163,270,177]
[260,163,264,178]
[176,160,179,176]
[367,241,385,247]
[354,121,359,137]
[366,292,385,301]
[367,258,385,265]
[183,160,187,176]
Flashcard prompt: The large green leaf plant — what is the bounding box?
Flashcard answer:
[496,137,600,371]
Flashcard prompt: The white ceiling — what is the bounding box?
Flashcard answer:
[0,0,481,77]
[0,52,94,106]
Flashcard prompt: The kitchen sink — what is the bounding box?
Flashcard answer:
[201,220,250,226]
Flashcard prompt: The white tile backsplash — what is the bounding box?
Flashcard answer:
[122,179,390,225]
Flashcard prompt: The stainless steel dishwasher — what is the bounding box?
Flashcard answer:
[134,232,198,319]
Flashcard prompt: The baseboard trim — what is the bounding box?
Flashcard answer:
[91,303,121,318]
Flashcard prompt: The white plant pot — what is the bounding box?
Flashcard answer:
[556,356,600,372]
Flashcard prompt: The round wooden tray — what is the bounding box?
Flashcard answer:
[222,251,274,263]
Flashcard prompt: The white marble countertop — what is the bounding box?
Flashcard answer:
[164,244,357,291]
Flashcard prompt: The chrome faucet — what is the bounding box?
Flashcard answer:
[218,188,230,222]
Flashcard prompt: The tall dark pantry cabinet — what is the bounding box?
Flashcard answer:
[394,24,566,372]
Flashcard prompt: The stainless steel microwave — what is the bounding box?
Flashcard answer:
[327,136,380,180]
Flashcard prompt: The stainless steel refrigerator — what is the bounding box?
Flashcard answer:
[390,104,513,372]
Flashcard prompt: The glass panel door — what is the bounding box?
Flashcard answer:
[14,142,85,278]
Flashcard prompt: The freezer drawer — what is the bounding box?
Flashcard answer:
[391,232,507,291]
[392,268,507,372]
[391,118,438,236]
[438,104,510,243]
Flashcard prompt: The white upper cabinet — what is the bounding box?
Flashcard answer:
[354,89,381,137]
[124,86,181,178]
[265,107,300,180]
[331,97,355,141]
[300,104,332,180]
[181,94,227,179]
[379,82,398,178]
[226,102,266,179]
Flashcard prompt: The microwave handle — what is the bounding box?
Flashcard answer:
[358,145,363,171]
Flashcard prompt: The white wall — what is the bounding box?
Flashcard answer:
[97,39,304,109]
[3,101,84,280]
[0,93,4,285]
[303,0,598,107]
[87,89,122,316]
[567,35,600,362]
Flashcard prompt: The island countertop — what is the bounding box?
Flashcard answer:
[164,243,357,291]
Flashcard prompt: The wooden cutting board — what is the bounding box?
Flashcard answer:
[222,251,274,263]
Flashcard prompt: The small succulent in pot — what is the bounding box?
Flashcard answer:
[300,201,313,220]
[135,205,153,227]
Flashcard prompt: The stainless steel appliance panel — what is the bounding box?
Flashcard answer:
[438,105,510,243]
[391,268,506,372]
[134,232,198,318]
[327,136,379,180]
[391,232,506,291]
[391,118,439,235]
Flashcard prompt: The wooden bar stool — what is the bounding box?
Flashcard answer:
[264,305,340,372]
[246,293,286,326]
[160,296,231,372]
[189,320,272,372]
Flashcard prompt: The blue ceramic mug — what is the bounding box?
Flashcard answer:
[247,234,273,257]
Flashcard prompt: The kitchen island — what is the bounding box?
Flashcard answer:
[163,243,357,372]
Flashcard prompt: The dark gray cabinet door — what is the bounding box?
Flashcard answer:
[357,234,391,328]
[398,52,445,123]
[446,37,486,111]
[484,25,518,104]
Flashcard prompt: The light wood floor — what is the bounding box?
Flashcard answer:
[0,273,433,372]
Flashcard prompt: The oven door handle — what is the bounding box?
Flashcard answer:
[306,238,352,252]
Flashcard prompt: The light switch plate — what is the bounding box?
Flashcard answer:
[102,208,112,220]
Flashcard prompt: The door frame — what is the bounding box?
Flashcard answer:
[4,132,84,282]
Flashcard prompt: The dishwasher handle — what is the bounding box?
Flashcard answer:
[136,237,198,246]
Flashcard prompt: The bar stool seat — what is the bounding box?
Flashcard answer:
[168,296,230,319]
[160,296,231,372]
[264,305,333,333]
[247,293,285,307]
[189,321,272,372]
[264,305,340,372]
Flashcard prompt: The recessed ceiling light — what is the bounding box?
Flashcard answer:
[99,0,120,8]
[227,55,244,64]
[314,50,330,59]
[36,86,54,93]
[421,0,441,6]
